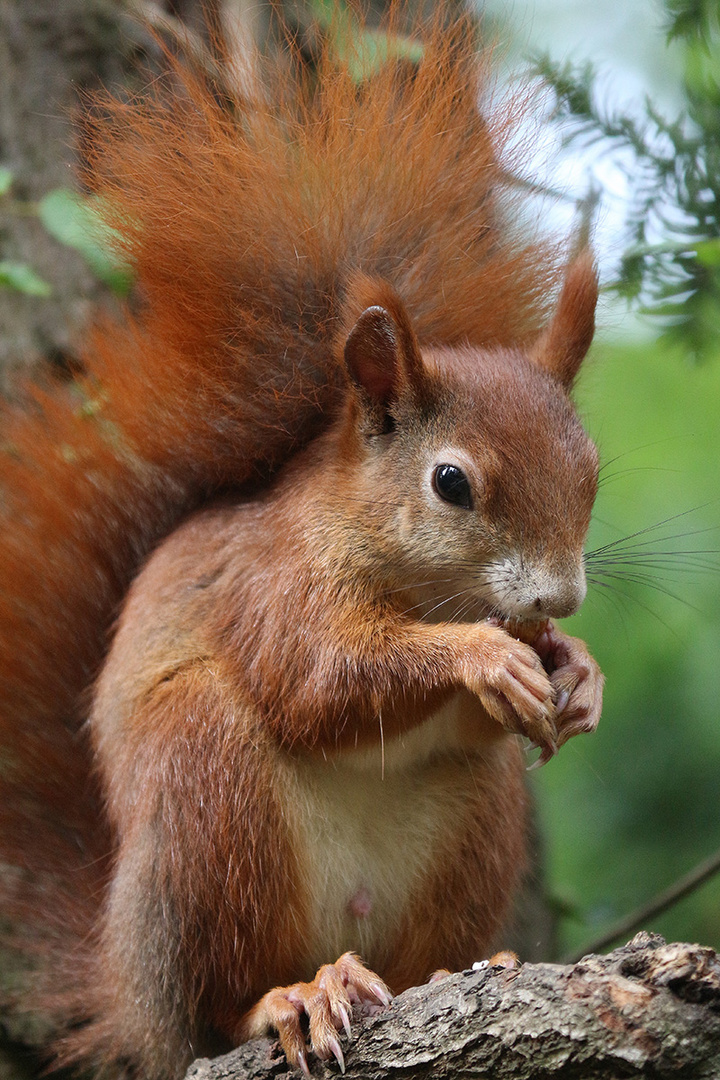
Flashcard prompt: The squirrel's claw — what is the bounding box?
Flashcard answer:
[491,619,602,762]
[540,624,604,748]
[240,952,391,1074]
[336,1001,352,1040]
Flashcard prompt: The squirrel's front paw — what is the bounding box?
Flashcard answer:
[465,629,557,753]
[240,952,392,1075]
[533,623,603,754]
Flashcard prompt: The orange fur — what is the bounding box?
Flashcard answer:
[0,10,603,1079]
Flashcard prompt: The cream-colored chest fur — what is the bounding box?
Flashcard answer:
[281,692,505,971]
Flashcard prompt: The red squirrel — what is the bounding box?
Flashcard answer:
[0,12,603,1079]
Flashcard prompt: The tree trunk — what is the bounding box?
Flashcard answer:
[0,0,211,391]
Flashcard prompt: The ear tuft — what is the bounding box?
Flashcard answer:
[531,249,598,388]
[344,306,401,404]
[342,274,425,409]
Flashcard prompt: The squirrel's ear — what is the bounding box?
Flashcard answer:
[343,277,425,413]
[530,249,598,389]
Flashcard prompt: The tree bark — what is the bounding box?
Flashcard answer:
[0,0,125,387]
[0,0,212,391]
[186,934,720,1079]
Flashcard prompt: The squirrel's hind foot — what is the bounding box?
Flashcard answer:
[240,952,392,1075]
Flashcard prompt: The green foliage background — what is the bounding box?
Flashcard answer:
[490,0,720,960]
[536,334,720,957]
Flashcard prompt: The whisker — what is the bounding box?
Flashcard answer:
[587,553,720,574]
[589,535,720,559]
[586,506,719,558]
[381,577,455,598]
[598,465,681,489]
[454,595,480,622]
[597,435,693,476]
[583,580,633,631]
[590,569,701,606]
[399,586,472,620]
[585,577,683,638]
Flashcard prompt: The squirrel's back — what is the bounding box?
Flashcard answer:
[0,6,569,1064]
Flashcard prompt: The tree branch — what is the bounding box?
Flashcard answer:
[565,848,720,962]
[186,934,720,1079]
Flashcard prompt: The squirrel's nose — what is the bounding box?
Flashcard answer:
[486,556,587,621]
[528,568,587,619]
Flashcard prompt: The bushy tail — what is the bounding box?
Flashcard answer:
[0,5,564,1049]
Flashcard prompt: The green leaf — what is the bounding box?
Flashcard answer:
[0,167,13,197]
[665,0,718,47]
[307,0,423,81]
[37,188,133,296]
[695,239,720,266]
[0,260,52,296]
[342,28,423,81]
[308,0,339,30]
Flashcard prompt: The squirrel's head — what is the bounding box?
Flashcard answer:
[338,253,599,625]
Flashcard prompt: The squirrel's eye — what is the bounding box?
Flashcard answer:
[432,464,472,509]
